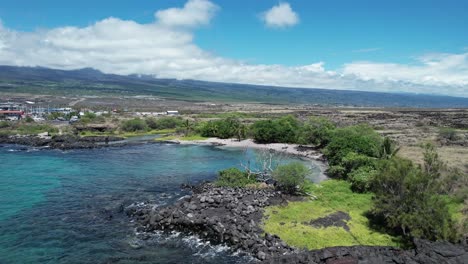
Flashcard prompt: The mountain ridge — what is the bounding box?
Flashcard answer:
[0,65,467,108]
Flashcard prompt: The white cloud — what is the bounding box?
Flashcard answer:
[155,0,218,28]
[261,2,299,28]
[0,0,466,97]
[343,53,468,89]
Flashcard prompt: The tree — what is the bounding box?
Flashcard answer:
[272,162,309,194]
[371,157,456,241]
[146,116,182,130]
[121,118,148,132]
[182,119,193,136]
[378,137,400,159]
[324,124,382,166]
[250,115,301,144]
[300,117,335,146]
[250,119,280,143]
[234,123,247,141]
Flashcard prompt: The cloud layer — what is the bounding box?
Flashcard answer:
[0,0,467,97]
[261,2,299,28]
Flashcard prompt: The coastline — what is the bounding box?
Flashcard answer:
[129,183,468,263]
[164,138,329,181]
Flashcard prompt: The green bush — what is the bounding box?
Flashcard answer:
[299,117,335,146]
[84,112,97,119]
[272,162,309,194]
[326,165,346,178]
[121,118,148,132]
[371,157,456,242]
[15,124,59,135]
[251,115,301,143]
[24,116,34,123]
[439,127,458,141]
[341,152,376,175]
[0,121,9,129]
[215,167,256,187]
[146,117,182,130]
[324,124,382,167]
[348,166,377,193]
[250,119,280,143]
[199,117,245,139]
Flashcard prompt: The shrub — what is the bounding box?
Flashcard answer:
[24,116,34,123]
[146,117,182,130]
[439,127,458,141]
[272,162,309,194]
[16,124,58,135]
[299,117,335,146]
[199,117,244,139]
[250,119,280,143]
[121,118,148,132]
[83,112,97,119]
[326,165,346,178]
[348,166,377,193]
[215,167,256,188]
[341,152,376,175]
[0,121,9,129]
[251,115,301,143]
[378,137,400,159]
[324,124,382,167]
[371,157,456,242]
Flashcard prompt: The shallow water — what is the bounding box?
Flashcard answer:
[0,143,322,264]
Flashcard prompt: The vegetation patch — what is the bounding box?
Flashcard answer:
[214,167,256,188]
[1,123,59,135]
[262,180,401,250]
[155,134,208,141]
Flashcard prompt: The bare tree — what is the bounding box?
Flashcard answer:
[239,147,286,181]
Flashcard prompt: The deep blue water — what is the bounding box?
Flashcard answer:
[0,143,321,264]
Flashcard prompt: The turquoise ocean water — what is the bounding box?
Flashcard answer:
[0,143,321,264]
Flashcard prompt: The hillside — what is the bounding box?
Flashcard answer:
[1,66,467,108]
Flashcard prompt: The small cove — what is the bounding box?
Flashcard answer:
[0,143,324,264]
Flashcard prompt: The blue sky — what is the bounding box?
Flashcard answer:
[0,0,467,96]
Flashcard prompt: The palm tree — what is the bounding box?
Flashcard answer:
[182,119,193,137]
[379,137,400,159]
[236,124,246,141]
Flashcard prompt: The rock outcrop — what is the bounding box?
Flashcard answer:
[129,183,468,263]
[0,134,124,149]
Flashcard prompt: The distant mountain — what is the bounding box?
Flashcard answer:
[0,65,467,108]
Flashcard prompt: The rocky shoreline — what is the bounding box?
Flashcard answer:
[0,134,125,150]
[128,183,468,263]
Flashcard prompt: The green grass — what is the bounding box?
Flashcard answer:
[155,134,208,141]
[121,129,176,137]
[262,180,401,250]
[1,124,59,136]
[79,129,176,138]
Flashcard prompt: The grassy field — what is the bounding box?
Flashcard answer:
[0,123,59,136]
[399,145,468,174]
[262,180,402,250]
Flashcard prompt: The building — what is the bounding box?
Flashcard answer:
[0,110,24,120]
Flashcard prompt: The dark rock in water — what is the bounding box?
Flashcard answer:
[130,183,468,263]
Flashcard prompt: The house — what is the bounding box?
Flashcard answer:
[0,110,24,120]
